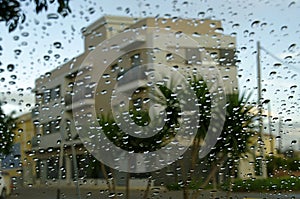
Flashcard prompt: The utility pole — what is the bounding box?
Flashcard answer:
[268,102,274,155]
[278,117,283,154]
[256,41,267,178]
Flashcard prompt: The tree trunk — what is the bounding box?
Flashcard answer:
[110,168,116,197]
[179,159,190,199]
[142,176,152,199]
[190,154,228,199]
[211,175,217,199]
[191,137,201,171]
[100,163,112,193]
[226,161,236,199]
[126,172,130,199]
[178,138,201,199]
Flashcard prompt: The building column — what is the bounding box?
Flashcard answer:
[22,162,35,186]
[65,155,72,184]
[40,159,48,185]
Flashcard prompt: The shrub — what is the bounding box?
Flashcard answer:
[222,177,300,192]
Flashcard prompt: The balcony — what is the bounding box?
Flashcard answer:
[65,91,94,111]
[34,133,62,149]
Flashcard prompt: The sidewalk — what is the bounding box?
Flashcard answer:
[10,185,300,199]
[11,185,226,199]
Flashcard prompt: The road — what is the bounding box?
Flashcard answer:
[7,186,300,199]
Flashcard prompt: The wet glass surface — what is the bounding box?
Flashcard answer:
[0,0,299,198]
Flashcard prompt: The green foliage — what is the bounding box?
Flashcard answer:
[99,76,257,181]
[218,92,256,156]
[189,78,258,191]
[0,103,16,155]
[267,156,300,175]
[0,0,71,32]
[199,91,257,169]
[169,176,300,192]
[189,78,211,140]
[99,85,180,153]
[222,177,300,192]
[189,76,257,161]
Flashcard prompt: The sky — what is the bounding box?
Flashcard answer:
[0,0,299,149]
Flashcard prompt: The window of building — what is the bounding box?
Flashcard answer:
[219,49,236,66]
[51,85,61,99]
[47,157,59,180]
[42,89,51,103]
[42,119,61,135]
[185,48,202,65]
[42,122,51,135]
[50,119,61,133]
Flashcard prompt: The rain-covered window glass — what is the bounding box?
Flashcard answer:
[0,0,299,199]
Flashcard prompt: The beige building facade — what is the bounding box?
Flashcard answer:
[238,133,277,179]
[1,113,36,186]
[30,15,238,185]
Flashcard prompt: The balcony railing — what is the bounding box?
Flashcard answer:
[64,87,94,111]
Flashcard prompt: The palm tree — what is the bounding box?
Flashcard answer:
[190,90,258,199]
[98,83,181,199]
[98,77,258,199]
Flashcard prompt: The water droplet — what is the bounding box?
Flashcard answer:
[88,7,95,15]
[198,11,205,18]
[14,49,22,55]
[210,52,218,58]
[53,42,62,49]
[232,23,240,29]
[7,64,15,72]
[47,13,59,20]
[288,43,296,51]
[215,27,224,33]
[166,53,173,61]
[21,32,29,37]
[251,20,260,28]
[269,71,277,76]
[87,192,92,196]
[175,31,183,38]
[13,35,19,41]
[125,8,130,14]
[273,63,282,68]
[288,1,296,7]
[290,85,297,89]
[44,55,50,61]
[207,8,213,13]
[281,25,288,31]
[14,155,21,160]
[260,22,267,28]
[10,75,17,79]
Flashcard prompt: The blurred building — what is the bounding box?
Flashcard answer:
[238,133,277,179]
[29,15,237,186]
[1,112,36,186]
